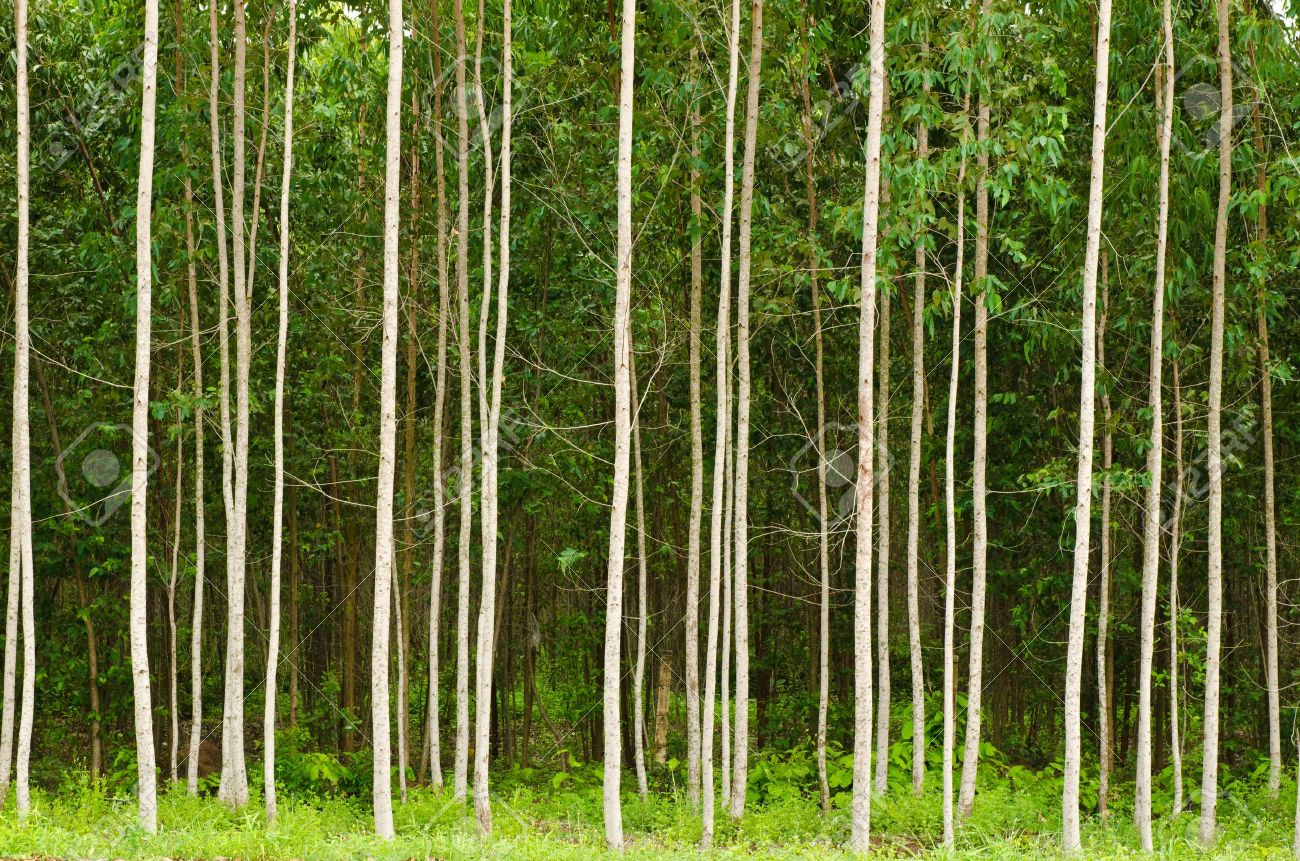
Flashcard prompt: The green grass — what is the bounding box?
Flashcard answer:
[0,772,1293,859]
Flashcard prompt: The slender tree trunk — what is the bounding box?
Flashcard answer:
[959,7,992,813]
[219,0,251,808]
[729,0,763,820]
[851,0,885,845]
[129,0,160,828]
[288,483,299,728]
[1199,0,1231,843]
[1252,63,1280,800]
[701,0,741,845]
[632,351,649,801]
[473,0,512,833]
[603,0,636,846]
[1095,258,1112,819]
[167,346,185,784]
[264,0,296,826]
[1135,9,1172,846]
[452,0,473,801]
[425,0,450,792]
[370,0,404,836]
[943,89,971,848]
[1062,0,1112,846]
[685,49,704,813]
[0,531,15,809]
[874,215,891,799]
[11,0,36,820]
[906,56,930,798]
[798,30,831,812]
[1169,362,1185,817]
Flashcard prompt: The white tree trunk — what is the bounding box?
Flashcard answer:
[1134,11,1172,847]
[906,68,929,798]
[958,27,992,815]
[425,0,450,789]
[218,0,250,808]
[184,134,207,801]
[451,0,473,801]
[1061,0,1112,846]
[167,376,184,785]
[370,0,404,837]
[942,91,970,847]
[1095,259,1112,820]
[0,518,17,809]
[700,0,740,845]
[729,0,762,820]
[603,0,637,846]
[721,426,733,810]
[874,232,891,799]
[473,0,511,833]
[130,0,160,828]
[1199,0,1231,843]
[850,0,885,845]
[11,0,37,822]
[1169,362,1185,817]
[632,352,649,802]
[265,0,296,826]
[685,51,704,813]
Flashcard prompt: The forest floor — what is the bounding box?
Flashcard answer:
[0,772,1295,859]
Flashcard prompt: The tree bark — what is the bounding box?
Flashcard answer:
[603,0,636,846]
[943,87,971,849]
[729,0,763,820]
[129,0,160,828]
[370,0,404,836]
[632,350,649,801]
[851,0,885,845]
[1199,0,1231,842]
[874,196,891,799]
[1169,361,1185,817]
[1134,9,1172,846]
[685,48,704,813]
[701,0,741,846]
[264,0,296,826]
[906,54,929,798]
[1062,0,1112,845]
[473,0,512,833]
[167,339,185,784]
[1095,257,1112,819]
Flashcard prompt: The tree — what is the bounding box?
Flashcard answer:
[370,0,404,834]
[685,48,704,813]
[1095,257,1113,819]
[265,0,297,827]
[701,0,741,847]
[906,41,930,798]
[1169,361,1185,817]
[473,0,512,833]
[218,0,251,808]
[10,0,36,822]
[1134,2,1173,844]
[729,0,763,819]
[851,0,885,845]
[129,0,161,829]
[1062,0,1113,845]
[632,349,649,802]
[603,0,636,846]
[1199,0,1232,842]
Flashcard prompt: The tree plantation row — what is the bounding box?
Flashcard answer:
[2,0,1299,856]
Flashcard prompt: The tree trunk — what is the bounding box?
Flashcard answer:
[1061,0,1112,846]
[473,0,512,833]
[1095,257,1112,819]
[603,0,636,846]
[264,0,296,826]
[959,7,992,814]
[632,350,649,801]
[1199,0,1231,842]
[730,0,763,820]
[851,0,885,844]
[906,52,929,798]
[129,0,160,828]
[701,0,741,846]
[1169,362,1185,817]
[218,0,251,808]
[685,48,704,813]
[452,0,473,802]
[167,343,185,785]
[874,198,891,799]
[424,0,450,792]
[1134,10,1172,845]
[942,87,971,849]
